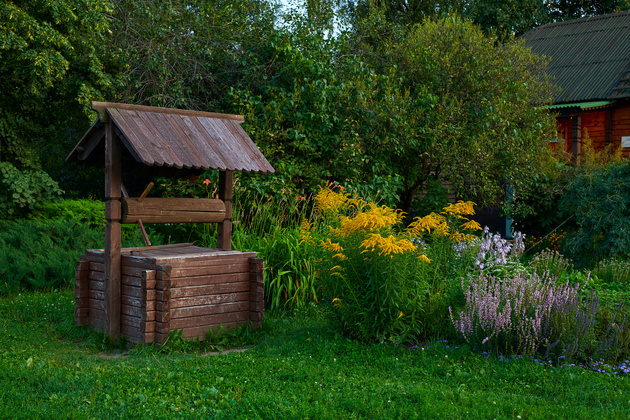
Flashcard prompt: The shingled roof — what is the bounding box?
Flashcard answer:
[521,10,630,105]
[67,102,275,175]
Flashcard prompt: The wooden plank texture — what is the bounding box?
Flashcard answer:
[170,282,250,298]
[171,310,249,329]
[170,292,250,309]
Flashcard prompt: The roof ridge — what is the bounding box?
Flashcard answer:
[528,9,630,32]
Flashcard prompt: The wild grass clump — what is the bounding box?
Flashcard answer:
[305,185,482,343]
[528,248,574,278]
[220,189,317,312]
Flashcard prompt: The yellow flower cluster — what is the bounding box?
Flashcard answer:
[340,204,404,236]
[443,201,476,218]
[406,212,449,237]
[360,233,416,257]
[406,200,481,240]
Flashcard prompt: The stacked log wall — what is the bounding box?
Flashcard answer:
[74,249,264,343]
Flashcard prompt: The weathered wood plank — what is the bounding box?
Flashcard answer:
[170,262,250,278]
[169,292,250,309]
[170,310,249,329]
[170,282,250,298]
[170,272,250,288]
[123,211,225,225]
[89,279,105,291]
[170,301,250,319]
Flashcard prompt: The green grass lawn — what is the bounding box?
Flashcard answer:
[1,290,629,419]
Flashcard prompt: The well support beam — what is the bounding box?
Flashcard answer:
[217,170,233,250]
[104,118,122,339]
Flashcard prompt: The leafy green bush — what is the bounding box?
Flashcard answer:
[559,161,630,265]
[0,162,63,219]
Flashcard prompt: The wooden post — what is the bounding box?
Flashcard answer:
[571,115,581,164]
[74,260,90,326]
[217,170,233,250]
[249,257,265,328]
[104,118,122,339]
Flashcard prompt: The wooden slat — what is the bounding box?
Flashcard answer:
[121,109,167,166]
[168,113,212,168]
[180,116,229,169]
[123,197,225,214]
[171,310,249,329]
[171,301,250,319]
[141,111,186,169]
[89,279,105,291]
[92,101,245,123]
[170,272,250,288]
[108,108,153,164]
[89,290,105,301]
[170,261,250,278]
[122,211,225,225]
[122,304,142,318]
[122,285,143,299]
[170,292,250,309]
[169,282,250,298]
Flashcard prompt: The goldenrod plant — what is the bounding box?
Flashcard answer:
[307,184,481,343]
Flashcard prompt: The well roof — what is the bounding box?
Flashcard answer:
[66,102,275,175]
[521,10,630,104]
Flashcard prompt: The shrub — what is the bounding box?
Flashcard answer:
[308,185,481,343]
[0,199,164,295]
[0,162,63,219]
[559,161,630,265]
[0,218,102,294]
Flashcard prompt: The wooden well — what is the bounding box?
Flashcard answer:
[74,245,264,343]
[67,102,274,342]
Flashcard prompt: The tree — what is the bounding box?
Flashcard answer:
[465,0,630,40]
[109,0,279,110]
[0,0,124,215]
[230,14,558,216]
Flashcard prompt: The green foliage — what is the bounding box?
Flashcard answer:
[0,0,124,175]
[0,198,163,295]
[110,0,278,110]
[559,161,630,265]
[0,218,102,295]
[528,248,574,278]
[0,162,63,219]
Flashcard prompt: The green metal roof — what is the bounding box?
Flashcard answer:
[546,100,614,110]
[521,11,630,104]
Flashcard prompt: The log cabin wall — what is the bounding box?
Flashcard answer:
[554,103,630,161]
[612,102,630,158]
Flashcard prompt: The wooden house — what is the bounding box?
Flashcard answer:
[521,10,630,160]
[67,102,274,343]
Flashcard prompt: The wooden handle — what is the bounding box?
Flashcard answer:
[138,182,154,202]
